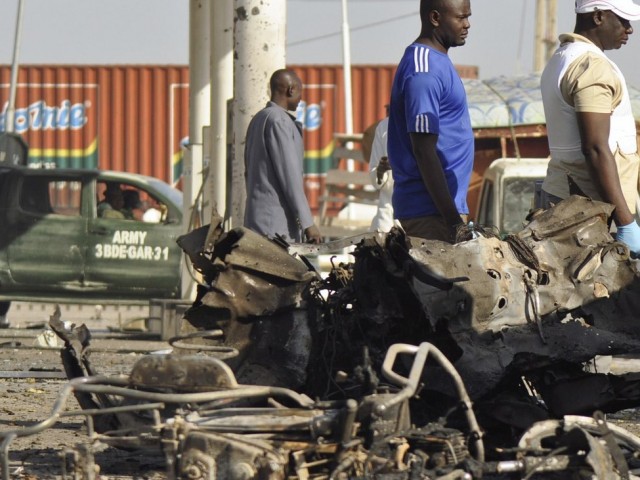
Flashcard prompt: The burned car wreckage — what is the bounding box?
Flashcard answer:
[3,195,640,479]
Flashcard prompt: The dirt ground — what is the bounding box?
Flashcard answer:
[3,308,640,479]
[0,305,170,479]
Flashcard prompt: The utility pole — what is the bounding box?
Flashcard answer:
[231,0,286,228]
[534,0,557,72]
[7,0,25,134]
[341,0,354,148]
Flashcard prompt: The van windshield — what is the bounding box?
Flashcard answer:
[502,178,537,233]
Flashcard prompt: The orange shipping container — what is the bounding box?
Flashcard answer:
[1,63,541,219]
[0,65,189,185]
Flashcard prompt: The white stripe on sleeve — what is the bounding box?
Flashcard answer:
[413,46,429,73]
[415,114,429,133]
[411,47,431,132]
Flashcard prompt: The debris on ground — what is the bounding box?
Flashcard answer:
[3,195,640,479]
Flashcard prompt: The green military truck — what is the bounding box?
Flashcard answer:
[0,166,185,325]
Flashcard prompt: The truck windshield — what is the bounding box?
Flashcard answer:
[146,178,183,209]
[502,178,537,233]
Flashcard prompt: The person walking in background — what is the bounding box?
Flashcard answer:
[244,69,321,244]
[368,116,396,232]
[540,0,640,256]
[387,0,474,243]
[361,117,380,167]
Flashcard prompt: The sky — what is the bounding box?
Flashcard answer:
[1,0,640,87]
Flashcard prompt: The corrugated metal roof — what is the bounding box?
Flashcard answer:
[467,72,640,128]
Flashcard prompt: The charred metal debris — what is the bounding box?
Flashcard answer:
[3,195,640,479]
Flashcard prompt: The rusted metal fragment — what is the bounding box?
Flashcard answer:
[396,196,639,336]
[171,308,313,389]
[179,431,289,480]
[320,196,640,420]
[438,319,640,403]
[129,355,238,392]
[403,235,531,333]
[180,227,317,320]
[177,224,218,280]
[177,227,317,389]
[49,307,122,432]
[516,413,635,478]
[49,306,96,378]
[229,309,313,389]
[519,196,637,318]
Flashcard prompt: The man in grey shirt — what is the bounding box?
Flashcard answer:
[244,69,321,244]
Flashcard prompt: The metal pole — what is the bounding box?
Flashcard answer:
[7,0,25,133]
[206,0,233,225]
[341,0,354,171]
[341,0,356,220]
[231,0,286,228]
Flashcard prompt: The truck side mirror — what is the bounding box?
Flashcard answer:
[0,132,29,167]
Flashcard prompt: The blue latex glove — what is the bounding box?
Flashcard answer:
[616,221,640,258]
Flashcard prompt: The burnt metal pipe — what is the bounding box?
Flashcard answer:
[0,373,315,473]
[377,342,485,462]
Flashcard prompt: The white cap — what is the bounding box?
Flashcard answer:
[576,0,640,20]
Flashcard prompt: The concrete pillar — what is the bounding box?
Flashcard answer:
[230,0,286,228]
[534,0,556,72]
[183,0,211,299]
[534,0,546,73]
[546,0,557,62]
[205,0,233,224]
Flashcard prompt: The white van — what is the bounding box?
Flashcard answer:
[475,157,550,234]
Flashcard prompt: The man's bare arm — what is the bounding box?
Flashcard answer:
[410,132,463,229]
[577,111,634,226]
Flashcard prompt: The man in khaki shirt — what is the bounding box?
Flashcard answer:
[540,0,640,256]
